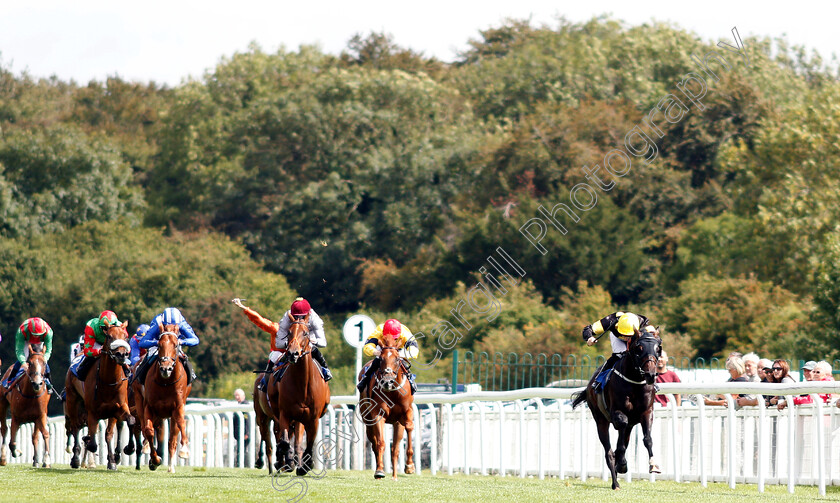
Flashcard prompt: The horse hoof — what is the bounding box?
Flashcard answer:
[43,463,50,469]
[149,460,158,471]
[168,465,175,474]
[296,467,308,477]
[114,453,121,465]
[280,464,294,473]
[617,463,628,474]
[650,464,661,474]
[70,458,79,469]
[32,461,38,468]
[374,470,385,479]
[178,447,189,459]
[123,444,135,455]
[108,462,117,471]
[0,459,6,467]
[65,446,72,454]
[255,459,264,470]
[405,464,415,475]
[142,441,150,454]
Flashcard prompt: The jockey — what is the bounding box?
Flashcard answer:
[134,308,199,385]
[129,324,151,367]
[69,334,85,362]
[2,317,55,394]
[356,318,419,394]
[232,297,332,390]
[75,310,125,380]
[582,311,659,392]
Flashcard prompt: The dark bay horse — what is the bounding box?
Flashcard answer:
[64,321,131,470]
[135,326,192,473]
[267,313,330,476]
[357,340,415,480]
[571,329,662,489]
[0,344,51,468]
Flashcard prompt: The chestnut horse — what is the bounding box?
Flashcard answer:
[64,321,131,470]
[571,329,662,490]
[0,344,51,468]
[135,326,192,473]
[268,313,330,475]
[357,341,415,480]
[253,373,278,474]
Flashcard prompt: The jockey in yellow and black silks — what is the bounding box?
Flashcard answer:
[582,311,658,392]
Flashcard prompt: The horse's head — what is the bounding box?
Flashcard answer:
[377,338,404,392]
[26,343,46,392]
[104,319,131,366]
[285,312,311,364]
[629,329,662,385]
[157,323,181,379]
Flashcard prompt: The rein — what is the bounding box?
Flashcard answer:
[286,320,312,360]
[154,331,184,386]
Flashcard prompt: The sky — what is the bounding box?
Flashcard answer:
[0,1,837,87]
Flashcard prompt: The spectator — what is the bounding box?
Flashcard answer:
[232,387,251,467]
[801,360,817,382]
[705,356,752,407]
[812,361,834,404]
[743,353,761,383]
[774,360,806,410]
[654,350,681,407]
[756,358,773,383]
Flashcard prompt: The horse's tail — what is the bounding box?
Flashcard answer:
[570,389,588,409]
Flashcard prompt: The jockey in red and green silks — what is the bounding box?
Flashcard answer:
[3,317,55,393]
[75,310,124,380]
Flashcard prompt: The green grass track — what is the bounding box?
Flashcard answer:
[0,465,836,502]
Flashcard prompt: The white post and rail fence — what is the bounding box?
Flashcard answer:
[4,382,840,495]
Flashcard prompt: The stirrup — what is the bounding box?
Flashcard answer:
[322,368,333,381]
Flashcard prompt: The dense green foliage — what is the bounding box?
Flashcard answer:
[1,18,839,399]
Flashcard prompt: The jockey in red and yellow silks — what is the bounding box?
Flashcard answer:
[357,319,419,393]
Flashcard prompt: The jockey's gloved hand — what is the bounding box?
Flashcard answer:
[372,346,382,357]
[231,298,247,309]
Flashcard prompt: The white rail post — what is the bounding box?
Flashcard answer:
[696,394,707,487]
[473,401,486,476]
[496,400,505,477]
[668,396,679,483]
[785,394,795,494]
[725,394,736,489]
[429,404,438,476]
[518,399,525,478]
[757,393,766,493]
[812,394,826,497]
[536,398,544,480]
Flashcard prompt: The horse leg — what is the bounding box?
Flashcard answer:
[105,418,118,470]
[295,421,309,476]
[167,413,179,473]
[277,414,293,472]
[84,410,100,468]
[123,417,135,455]
[595,416,619,490]
[142,409,161,470]
[0,404,7,466]
[391,422,404,480]
[30,419,40,467]
[176,409,190,460]
[37,413,50,468]
[372,418,386,479]
[404,407,415,475]
[8,417,21,459]
[641,414,660,473]
[134,425,143,470]
[113,420,124,466]
[611,409,630,475]
[69,429,81,469]
[254,411,270,472]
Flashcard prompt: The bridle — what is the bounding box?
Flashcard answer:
[155,331,183,385]
[375,347,407,392]
[285,319,312,362]
[623,334,660,384]
[18,354,46,398]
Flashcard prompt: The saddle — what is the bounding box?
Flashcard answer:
[4,366,26,387]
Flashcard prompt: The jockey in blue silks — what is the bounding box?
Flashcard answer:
[129,323,151,367]
[133,308,199,384]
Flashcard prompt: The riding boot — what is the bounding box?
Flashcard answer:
[356,357,381,392]
[76,355,97,381]
[45,366,56,395]
[180,355,197,384]
[134,353,156,385]
[3,361,22,388]
[257,358,273,392]
[311,347,332,381]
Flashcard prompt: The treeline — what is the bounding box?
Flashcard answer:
[1,18,839,400]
